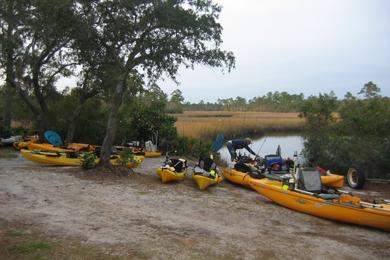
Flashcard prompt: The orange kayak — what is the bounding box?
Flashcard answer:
[222,168,252,187]
[249,178,390,231]
[222,167,345,189]
[27,142,94,152]
[27,143,72,152]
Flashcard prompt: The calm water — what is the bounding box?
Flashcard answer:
[219,135,304,162]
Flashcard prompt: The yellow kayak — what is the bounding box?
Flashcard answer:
[20,149,143,168]
[321,174,344,188]
[144,151,162,158]
[222,167,345,189]
[222,168,252,188]
[27,142,95,152]
[192,174,223,190]
[27,143,73,152]
[156,167,186,183]
[248,178,390,231]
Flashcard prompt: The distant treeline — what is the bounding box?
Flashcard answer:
[181,91,305,112]
[175,85,389,114]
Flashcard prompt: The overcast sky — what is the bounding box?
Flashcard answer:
[158,0,390,102]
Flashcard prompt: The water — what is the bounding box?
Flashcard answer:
[219,135,304,162]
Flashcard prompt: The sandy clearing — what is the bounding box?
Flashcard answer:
[1,154,389,259]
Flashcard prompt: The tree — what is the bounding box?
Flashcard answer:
[65,70,101,143]
[0,0,29,128]
[73,0,235,167]
[1,0,78,140]
[167,89,185,113]
[299,92,338,131]
[358,81,381,99]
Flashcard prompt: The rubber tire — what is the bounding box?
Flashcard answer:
[346,167,365,189]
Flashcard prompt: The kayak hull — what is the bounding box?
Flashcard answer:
[21,150,143,168]
[27,142,95,152]
[321,174,344,188]
[249,178,390,231]
[27,143,73,152]
[222,168,251,187]
[21,149,81,166]
[156,168,186,183]
[223,167,345,189]
[144,151,162,158]
[192,174,223,190]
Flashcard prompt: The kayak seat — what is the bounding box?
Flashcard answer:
[234,162,252,173]
[268,169,289,175]
[169,158,187,172]
[248,170,265,179]
[264,172,290,182]
[199,157,216,172]
[297,168,323,193]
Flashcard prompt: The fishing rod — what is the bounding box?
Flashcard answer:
[256,138,267,156]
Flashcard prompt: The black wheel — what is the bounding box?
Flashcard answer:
[346,167,365,189]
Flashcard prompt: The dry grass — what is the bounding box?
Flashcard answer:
[172,111,305,139]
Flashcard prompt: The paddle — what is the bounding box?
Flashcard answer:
[211,133,224,153]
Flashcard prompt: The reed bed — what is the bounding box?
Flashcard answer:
[173,111,305,139]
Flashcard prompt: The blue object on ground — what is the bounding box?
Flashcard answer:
[44,130,63,146]
[211,134,224,152]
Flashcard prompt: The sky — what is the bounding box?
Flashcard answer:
[157,0,390,102]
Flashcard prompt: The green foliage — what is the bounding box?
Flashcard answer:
[81,152,97,170]
[9,242,51,254]
[118,148,135,166]
[166,89,185,113]
[182,91,305,112]
[170,136,212,159]
[118,85,177,146]
[338,96,390,137]
[299,92,338,130]
[358,81,381,99]
[301,85,390,178]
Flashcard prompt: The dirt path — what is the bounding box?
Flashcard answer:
[1,154,389,259]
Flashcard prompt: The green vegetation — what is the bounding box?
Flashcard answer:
[81,152,97,170]
[118,148,135,166]
[0,220,126,259]
[0,0,234,167]
[182,91,306,112]
[301,82,390,179]
[9,242,51,254]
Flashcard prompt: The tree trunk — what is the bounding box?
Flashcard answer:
[65,103,83,143]
[37,113,49,143]
[2,81,13,129]
[100,76,127,167]
[65,120,77,144]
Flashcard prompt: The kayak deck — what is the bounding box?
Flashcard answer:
[249,178,390,231]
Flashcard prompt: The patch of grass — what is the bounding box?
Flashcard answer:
[9,242,51,254]
[0,220,138,259]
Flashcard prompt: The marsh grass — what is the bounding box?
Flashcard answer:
[172,111,305,139]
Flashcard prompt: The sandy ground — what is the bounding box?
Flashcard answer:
[1,153,390,259]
